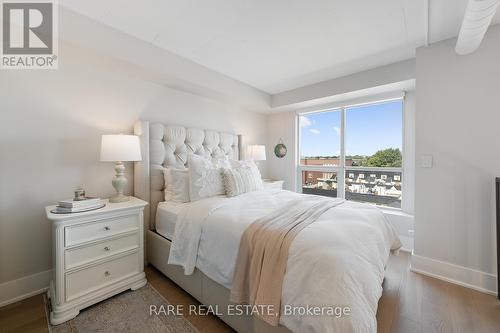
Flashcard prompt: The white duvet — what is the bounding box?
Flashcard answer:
[169,189,401,333]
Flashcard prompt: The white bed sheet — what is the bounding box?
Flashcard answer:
[155,201,186,240]
[168,189,402,333]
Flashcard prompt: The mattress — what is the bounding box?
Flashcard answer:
[155,201,185,240]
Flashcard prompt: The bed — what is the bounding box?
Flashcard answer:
[133,120,401,333]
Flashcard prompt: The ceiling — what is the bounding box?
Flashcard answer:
[62,0,500,95]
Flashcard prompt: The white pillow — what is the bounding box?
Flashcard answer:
[163,167,190,203]
[223,161,263,197]
[230,159,263,177]
[187,154,227,202]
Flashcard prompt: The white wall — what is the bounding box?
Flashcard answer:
[267,111,297,191]
[0,14,268,303]
[412,24,500,294]
[272,59,415,108]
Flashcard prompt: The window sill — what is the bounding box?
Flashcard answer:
[379,207,413,218]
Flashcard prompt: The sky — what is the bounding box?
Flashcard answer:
[300,100,403,157]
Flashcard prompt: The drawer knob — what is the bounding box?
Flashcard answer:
[104,226,110,231]
[104,246,110,251]
[104,271,110,277]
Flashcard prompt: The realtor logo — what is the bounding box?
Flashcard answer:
[1,0,58,69]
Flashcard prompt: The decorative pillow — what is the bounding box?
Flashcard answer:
[212,155,232,169]
[223,161,263,197]
[163,167,190,203]
[229,159,263,178]
[187,154,227,202]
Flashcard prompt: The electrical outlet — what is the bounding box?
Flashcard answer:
[421,155,433,168]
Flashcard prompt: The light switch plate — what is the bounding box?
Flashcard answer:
[421,155,433,168]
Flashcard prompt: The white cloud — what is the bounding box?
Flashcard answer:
[333,126,340,136]
[310,128,320,135]
[300,115,312,127]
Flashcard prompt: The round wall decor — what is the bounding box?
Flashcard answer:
[274,139,287,158]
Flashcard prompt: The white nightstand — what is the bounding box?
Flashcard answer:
[263,179,284,190]
[45,197,147,325]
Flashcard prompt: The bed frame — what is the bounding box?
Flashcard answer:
[133,120,291,333]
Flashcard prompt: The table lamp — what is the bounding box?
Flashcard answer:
[246,145,266,163]
[100,134,142,203]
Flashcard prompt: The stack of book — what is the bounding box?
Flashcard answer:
[54,197,104,213]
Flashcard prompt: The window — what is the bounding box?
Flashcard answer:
[298,98,403,209]
[301,171,338,197]
[299,111,341,167]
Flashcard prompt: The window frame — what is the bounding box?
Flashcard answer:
[296,96,405,210]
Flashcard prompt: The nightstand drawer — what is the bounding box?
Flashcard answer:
[65,252,140,302]
[65,233,139,270]
[65,215,138,246]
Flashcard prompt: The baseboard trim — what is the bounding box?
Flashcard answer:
[0,270,52,307]
[410,253,498,296]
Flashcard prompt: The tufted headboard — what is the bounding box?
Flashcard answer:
[133,120,241,231]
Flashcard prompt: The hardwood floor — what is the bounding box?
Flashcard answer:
[378,252,500,333]
[1,252,499,333]
[0,294,48,333]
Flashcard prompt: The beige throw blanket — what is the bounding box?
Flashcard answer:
[230,196,345,326]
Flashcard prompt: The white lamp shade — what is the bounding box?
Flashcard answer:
[100,135,142,162]
[246,145,266,161]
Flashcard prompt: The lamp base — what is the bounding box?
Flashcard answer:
[110,161,129,203]
[109,194,129,203]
